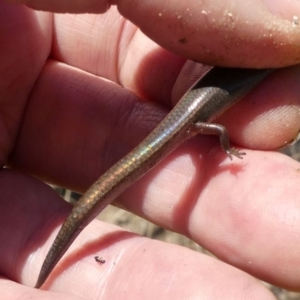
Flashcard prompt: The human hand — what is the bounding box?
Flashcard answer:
[1,0,300,299]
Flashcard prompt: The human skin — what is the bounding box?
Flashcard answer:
[1,0,300,299]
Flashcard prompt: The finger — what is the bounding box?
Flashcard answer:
[9,60,169,190]
[9,61,300,188]
[0,169,275,299]
[120,148,300,290]
[48,9,186,104]
[117,0,300,67]
[192,150,300,291]
[0,280,77,299]
[218,66,300,149]
[32,10,300,105]
[4,0,300,67]
[174,63,300,150]
[0,4,51,165]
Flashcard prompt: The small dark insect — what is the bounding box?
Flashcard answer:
[94,256,106,264]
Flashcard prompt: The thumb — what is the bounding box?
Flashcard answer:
[5,0,300,67]
[117,0,300,67]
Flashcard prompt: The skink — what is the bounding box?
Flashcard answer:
[35,67,274,288]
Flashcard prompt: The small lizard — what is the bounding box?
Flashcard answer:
[35,67,273,288]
